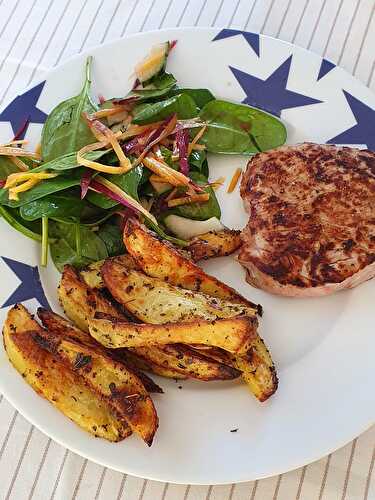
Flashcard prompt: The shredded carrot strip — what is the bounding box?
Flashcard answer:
[4,172,57,189]
[143,156,190,186]
[77,143,130,174]
[165,187,178,202]
[210,176,225,191]
[227,168,242,193]
[91,106,128,119]
[149,174,167,183]
[167,193,210,208]
[189,143,206,151]
[4,140,29,147]
[118,122,162,141]
[8,178,41,200]
[188,125,207,155]
[0,146,40,159]
[10,156,29,172]
[132,115,178,167]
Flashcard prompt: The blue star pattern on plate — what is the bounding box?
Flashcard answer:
[317,58,336,81]
[229,55,322,117]
[327,90,375,150]
[0,81,47,139]
[1,257,50,309]
[212,29,260,57]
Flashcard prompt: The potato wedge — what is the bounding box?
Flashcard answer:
[37,308,163,394]
[89,313,256,354]
[59,265,120,333]
[3,304,131,441]
[80,255,138,289]
[102,260,257,323]
[129,344,241,381]
[187,229,242,261]
[124,218,260,313]
[232,339,278,402]
[116,349,188,380]
[189,344,278,401]
[33,327,159,446]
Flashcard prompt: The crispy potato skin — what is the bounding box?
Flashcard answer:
[3,305,131,441]
[116,349,188,380]
[130,344,241,381]
[80,255,138,289]
[89,313,256,354]
[102,260,256,324]
[58,265,120,333]
[33,327,159,446]
[188,230,242,261]
[124,219,261,313]
[37,308,163,394]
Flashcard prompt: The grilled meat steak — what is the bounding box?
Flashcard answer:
[239,143,375,296]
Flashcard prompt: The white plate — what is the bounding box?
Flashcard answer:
[0,28,374,485]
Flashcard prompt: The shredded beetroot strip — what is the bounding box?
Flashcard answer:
[98,93,106,104]
[13,116,30,141]
[90,179,139,215]
[175,126,189,175]
[80,170,94,199]
[0,179,5,188]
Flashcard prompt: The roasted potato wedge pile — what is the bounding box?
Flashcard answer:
[3,304,131,442]
[2,218,278,447]
[3,302,160,445]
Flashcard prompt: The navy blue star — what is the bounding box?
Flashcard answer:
[327,91,375,150]
[212,29,260,57]
[1,257,50,309]
[229,55,322,117]
[317,58,335,81]
[0,81,47,139]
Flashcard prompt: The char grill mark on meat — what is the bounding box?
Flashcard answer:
[239,143,375,296]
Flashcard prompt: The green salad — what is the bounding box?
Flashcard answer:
[0,41,286,271]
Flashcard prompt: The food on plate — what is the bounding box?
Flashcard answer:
[80,254,138,289]
[89,312,257,354]
[101,252,277,400]
[32,325,158,446]
[127,344,241,381]
[3,304,131,441]
[58,264,120,332]
[1,41,282,445]
[0,41,286,270]
[239,143,375,296]
[59,259,237,382]
[187,229,242,261]
[124,218,261,312]
[102,258,257,323]
[37,308,163,394]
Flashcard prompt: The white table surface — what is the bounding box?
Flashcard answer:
[0,0,374,499]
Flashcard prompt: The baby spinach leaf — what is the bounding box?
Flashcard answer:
[41,57,98,162]
[199,99,287,154]
[49,221,108,271]
[164,172,220,221]
[189,149,207,172]
[97,221,125,256]
[19,193,87,221]
[32,149,109,173]
[169,88,215,109]
[0,157,20,179]
[0,206,42,242]
[132,93,198,124]
[87,165,143,209]
[0,168,84,207]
